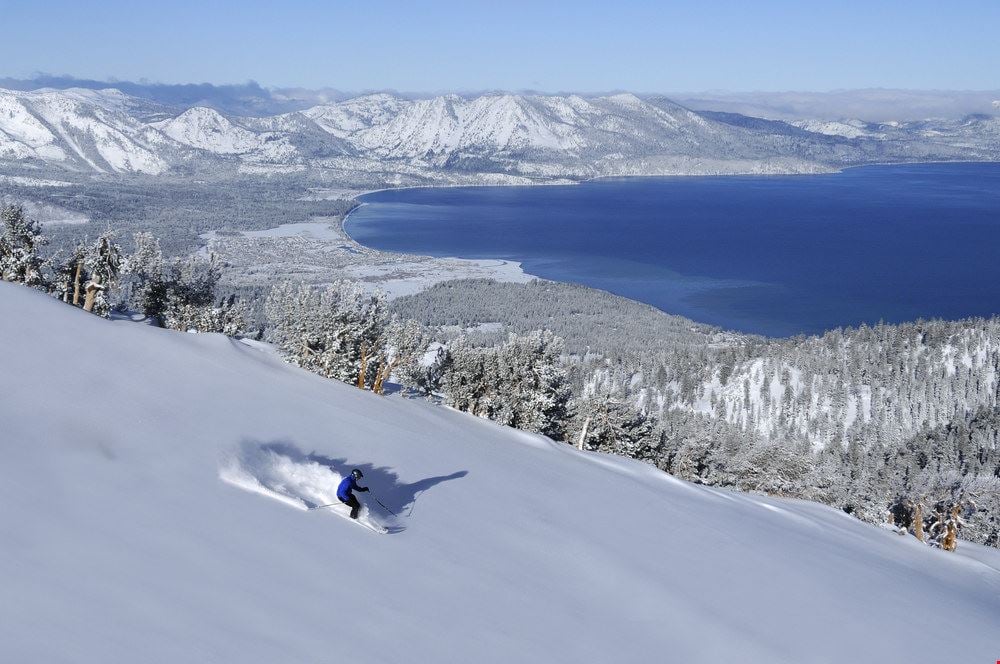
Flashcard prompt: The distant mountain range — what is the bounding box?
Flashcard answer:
[1,86,998,180]
[675,89,1000,123]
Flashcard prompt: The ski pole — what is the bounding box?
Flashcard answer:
[309,502,339,510]
[371,492,398,517]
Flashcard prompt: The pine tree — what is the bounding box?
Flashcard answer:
[442,331,571,439]
[161,255,217,330]
[500,331,572,439]
[265,280,389,386]
[571,392,660,461]
[0,204,47,288]
[52,244,86,305]
[727,442,817,497]
[82,232,123,316]
[397,338,451,396]
[669,433,722,484]
[118,243,245,334]
[122,232,168,321]
[378,319,433,394]
[440,336,491,414]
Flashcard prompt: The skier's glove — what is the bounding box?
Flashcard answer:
[359,487,370,492]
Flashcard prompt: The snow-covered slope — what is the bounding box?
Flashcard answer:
[0,88,170,173]
[151,106,265,155]
[305,92,744,168]
[791,119,884,139]
[2,282,999,662]
[150,106,354,164]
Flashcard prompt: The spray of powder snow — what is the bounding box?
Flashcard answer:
[219,442,345,511]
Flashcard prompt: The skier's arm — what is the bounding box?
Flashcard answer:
[358,485,370,492]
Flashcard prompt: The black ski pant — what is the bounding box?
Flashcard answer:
[340,494,361,519]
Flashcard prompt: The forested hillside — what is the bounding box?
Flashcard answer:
[395,279,1000,545]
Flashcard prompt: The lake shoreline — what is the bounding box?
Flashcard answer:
[348,158,1000,201]
[342,162,1000,338]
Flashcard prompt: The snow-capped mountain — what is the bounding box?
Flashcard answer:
[303,92,815,173]
[0,88,172,174]
[791,119,885,139]
[302,92,410,138]
[151,106,355,163]
[2,281,999,663]
[151,106,266,155]
[790,114,1000,149]
[1,87,998,179]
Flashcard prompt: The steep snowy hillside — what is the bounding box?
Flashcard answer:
[302,92,410,138]
[151,106,266,155]
[791,119,884,139]
[303,92,818,172]
[2,281,999,663]
[0,88,172,173]
[150,107,354,163]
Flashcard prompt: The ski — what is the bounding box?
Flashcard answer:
[310,502,388,534]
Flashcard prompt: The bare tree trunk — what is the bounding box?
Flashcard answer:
[373,359,397,395]
[72,260,83,306]
[914,503,924,542]
[357,343,368,390]
[83,276,102,313]
[577,416,591,451]
[943,506,960,552]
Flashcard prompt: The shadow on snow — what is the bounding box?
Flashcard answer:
[224,438,468,534]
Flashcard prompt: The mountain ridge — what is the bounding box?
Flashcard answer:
[2,86,998,179]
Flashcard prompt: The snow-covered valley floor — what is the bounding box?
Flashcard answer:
[1,282,998,663]
[202,217,532,297]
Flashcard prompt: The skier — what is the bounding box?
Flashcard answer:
[337,468,369,519]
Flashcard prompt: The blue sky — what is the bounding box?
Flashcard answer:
[3,0,998,91]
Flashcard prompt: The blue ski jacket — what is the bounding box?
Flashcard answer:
[337,475,368,501]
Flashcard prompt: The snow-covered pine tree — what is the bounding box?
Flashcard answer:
[668,433,722,484]
[82,232,123,316]
[157,254,246,334]
[499,331,571,439]
[265,280,389,386]
[726,442,817,497]
[51,244,86,305]
[0,204,47,288]
[442,331,571,439]
[925,476,995,551]
[927,503,963,551]
[121,232,168,321]
[374,319,430,394]
[393,328,451,396]
[570,392,660,461]
[440,336,491,414]
[164,255,219,316]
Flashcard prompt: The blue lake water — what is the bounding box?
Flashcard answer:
[345,163,1000,337]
